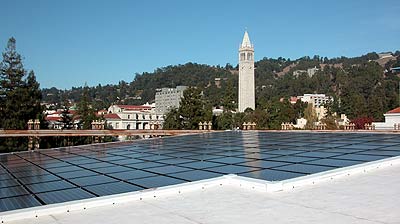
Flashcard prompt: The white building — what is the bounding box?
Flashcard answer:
[238,31,255,112]
[298,94,333,108]
[293,66,319,77]
[45,109,80,129]
[294,118,307,129]
[105,104,163,130]
[337,114,350,126]
[155,86,187,115]
[372,107,400,130]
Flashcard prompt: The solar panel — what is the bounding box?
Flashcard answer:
[1,131,400,212]
[0,195,41,212]
[83,181,143,196]
[128,175,186,188]
[36,188,95,204]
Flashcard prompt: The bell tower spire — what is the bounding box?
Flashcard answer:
[238,30,255,112]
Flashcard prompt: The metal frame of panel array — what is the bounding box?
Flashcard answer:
[1,131,400,212]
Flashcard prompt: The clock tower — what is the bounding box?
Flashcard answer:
[238,31,255,112]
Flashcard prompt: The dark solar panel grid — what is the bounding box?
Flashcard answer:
[0,131,400,212]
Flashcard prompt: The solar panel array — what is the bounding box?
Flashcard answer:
[1,131,400,212]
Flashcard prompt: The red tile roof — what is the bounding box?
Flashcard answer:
[45,117,62,121]
[387,107,400,114]
[104,113,121,119]
[51,110,77,115]
[116,105,152,111]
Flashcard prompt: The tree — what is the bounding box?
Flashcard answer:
[304,103,317,129]
[221,79,236,111]
[163,87,211,130]
[60,107,73,130]
[0,38,43,129]
[351,117,374,129]
[293,100,307,118]
[163,108,182,130]
[179,87,211,129]
[214,112,234,130]
[77,84,95,129]
[0,37,43,152]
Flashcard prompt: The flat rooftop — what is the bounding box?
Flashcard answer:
[4,160,400,224]
[1,131,400,213]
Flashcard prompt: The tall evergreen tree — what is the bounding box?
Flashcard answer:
[0,37,43,152]
[162,108,182,130]
[222,79,236,111]
[304,103,317,129]
[77,84,95,129]
[0,37,42,129]
[179,87,211,129]
[60,107,73,130]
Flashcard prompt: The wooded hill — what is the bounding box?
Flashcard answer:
[42,51,400,121]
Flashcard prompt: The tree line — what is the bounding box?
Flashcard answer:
[0,38,101,152]
[41,50,400,124]
[1,36,400,150]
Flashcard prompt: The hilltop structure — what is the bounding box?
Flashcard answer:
[238,31,255,112]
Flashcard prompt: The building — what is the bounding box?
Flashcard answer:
[44,109,80,129]
[105,104,163,130]
[107,104,153,114]
[293,66,320,77]
[372,107,400,130]
[337,114,350,126]
[294,118,307,129]
[390,67,400,73]
[378,52,394,59]
[315,105,328,121]
[155,86,187,115]
[297,94,333,108]
[238,31,255,112]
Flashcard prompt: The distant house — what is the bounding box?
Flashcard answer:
[45,109,80,129]
[391,67,400,73]
[293,66,319,77]
[372,107,400,130]
[105,104,163,130]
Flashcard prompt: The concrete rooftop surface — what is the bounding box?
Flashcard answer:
[4,162,400,224]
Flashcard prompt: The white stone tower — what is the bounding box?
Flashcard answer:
[238,31,255,112]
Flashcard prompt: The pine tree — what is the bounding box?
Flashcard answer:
[163,108,182,130]
[179,87,211,129]
[77,84,95,129]
[222,79,236,111]
[60,107,73,130]
[304,103,317,129]
[0,37,42,129]
[0,37,43,152]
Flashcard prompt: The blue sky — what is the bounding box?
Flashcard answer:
[1,0,399,89]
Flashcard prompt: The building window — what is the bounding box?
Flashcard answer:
[247,53,253,61]
[128,115,130,119]
[240,53,245,61]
